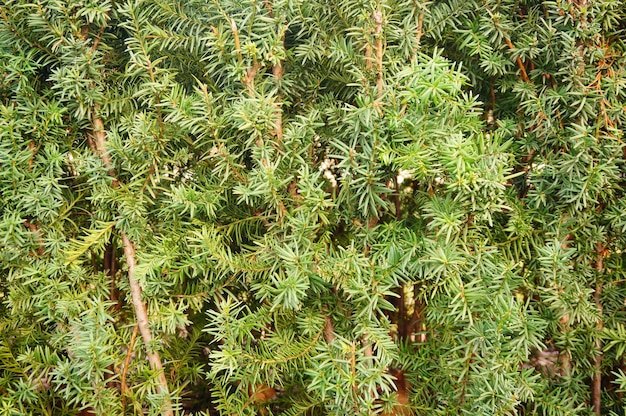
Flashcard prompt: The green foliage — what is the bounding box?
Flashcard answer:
[1,0,626,415]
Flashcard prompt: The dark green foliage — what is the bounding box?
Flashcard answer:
[1,0,626,415]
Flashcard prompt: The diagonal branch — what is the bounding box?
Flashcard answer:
[90,110,173,416]
[122,235,172,410]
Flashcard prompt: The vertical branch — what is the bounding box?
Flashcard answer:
[414,0,425,51]
[122,235,173,416]
[104,242,121,312]
[592,242,605,416]
[231,18,258,95]
[264,0,284,144]
[90,110,173,416]
[349,342,359,413]
[90,110,119,188]
[324,313,336,344]
[230,18,243,64]
[271,58,284,143]
[558,316,571,376]
[121,324,139,413]
[382,368,411,416]
[485,5,531,84]
[365,41,373,70]
[373,10,384,98]
[415,11,424,49]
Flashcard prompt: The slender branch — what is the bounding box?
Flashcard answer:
[504,37,530,83]
[90,110,119,188]
[230,18,242,63]
[373,10,384,98]
[90,109,173,416]
[122,235,173,416]
[271,59,284,143]
[416,11,424,48]
[592,242,604,416]
[121,324,140,413]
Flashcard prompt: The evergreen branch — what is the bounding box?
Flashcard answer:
[65,221,116,264]
[0,5,56,60]
[240,329,322,366]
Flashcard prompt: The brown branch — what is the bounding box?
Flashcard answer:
[504,37,530,83]
[558,315,571,376]
[365,42,373,70]
[416,12,424,50]
[323,313,335,344]
[264,1,285,145]
[90,110,172,416]
[90,109,119,187]
[122,235,173,416]
[121,324,139,413]
[263,0,274,17]
[373,10,384,98]
[241,384,276,415]
[382,368,412,416]
[350,342,359,413]
[272,59,284,143]
[90,23,107,54]
[230,18,242,64]
[244,61,260,95]
[592,242,604,416]
[27,141,37,169]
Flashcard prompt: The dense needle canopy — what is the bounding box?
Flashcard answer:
[1,0,626,415]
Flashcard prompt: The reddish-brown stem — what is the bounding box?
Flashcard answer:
[416,12,424,49]
[373,10,384,98]
[504,37,530,83]
[558,315,571,376]
[272,60,284,143]
[324,314,335,344]
[90,23,107,54]
[263,0,273,17]
[121,324,139,413]
[244,61,260,95]
[90,110,119,187]
[592,242,604,416]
